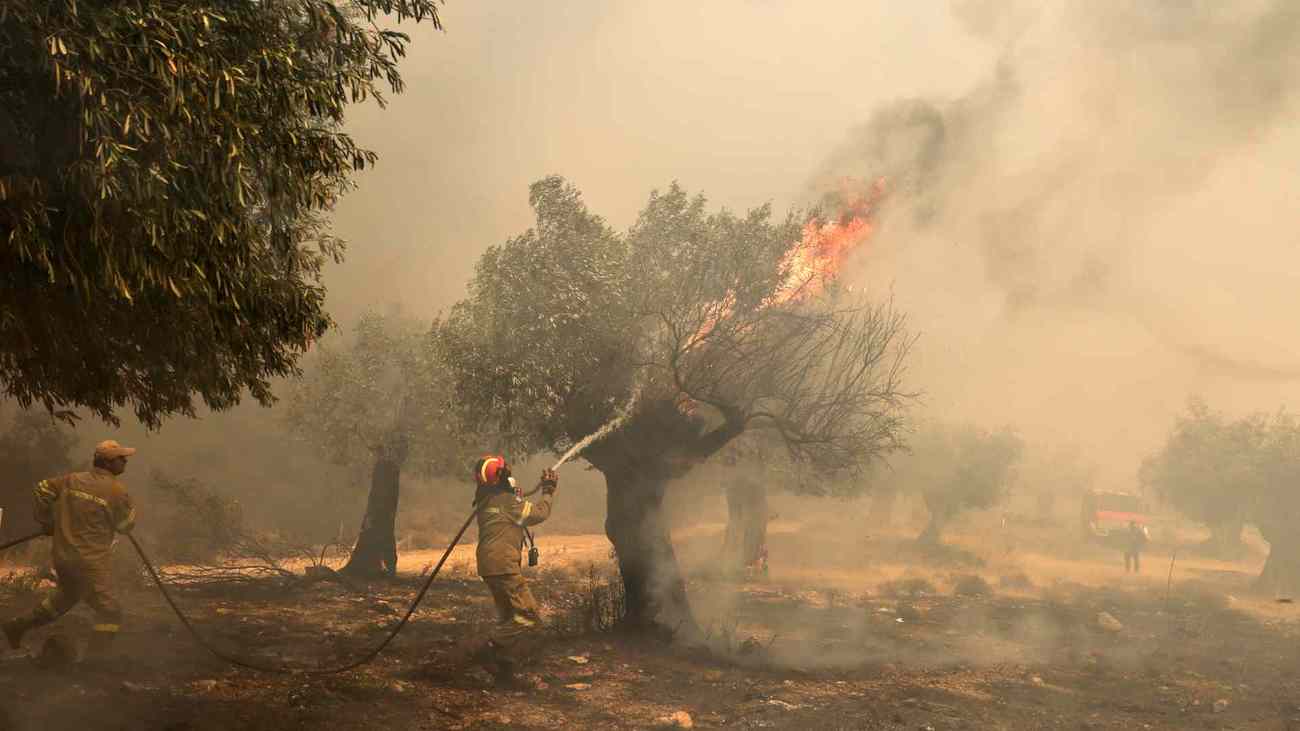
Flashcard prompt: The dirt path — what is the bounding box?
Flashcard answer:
[3,526,1300,730]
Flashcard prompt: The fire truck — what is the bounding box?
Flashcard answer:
[1081,490,1150,546]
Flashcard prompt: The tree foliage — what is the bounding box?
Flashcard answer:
[285,310,468,476]
[1143,398,1300,594]
[1139,398,1266,553]
[438,176,914,477]
[0,0,440,427]
[886,421,1023,544]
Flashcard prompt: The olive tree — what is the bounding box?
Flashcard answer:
[286,311,470,578]
[0,0,440,427]
[438,177,914,632]
[1140,399,1267,558]
[1254,411,1300,597]
[887,422,1023,545]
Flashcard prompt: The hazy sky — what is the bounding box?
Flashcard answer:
[322,0,1300,490]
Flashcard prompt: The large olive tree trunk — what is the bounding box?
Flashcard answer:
[722,476,767,573]
[1254,522,1299,598]
[919,493,950,545]
[604,467,695,636]
[342,457,402,578]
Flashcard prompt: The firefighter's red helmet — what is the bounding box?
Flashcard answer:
[474,455,508,486]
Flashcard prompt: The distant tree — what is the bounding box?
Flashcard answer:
[0,405,78,544]
[1253,411,1300,597]
[1140,398,1266,558]
[286,311,470,579]
[0,1,440,427]
[890,422,1023,545]
[438,177,914,633]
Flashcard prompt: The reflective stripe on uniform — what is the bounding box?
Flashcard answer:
[92,623,120,633]
[35,480,57,498]
[483,504,531,526]
[39,597,57,613]
[66,489,109,508]
[116,507,136,532]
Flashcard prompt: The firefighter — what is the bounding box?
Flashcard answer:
[1124,519,1148,573]
[2,440,137,658]
[469,455,558,687]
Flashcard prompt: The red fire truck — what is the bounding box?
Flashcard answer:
[1081,490,1150,546]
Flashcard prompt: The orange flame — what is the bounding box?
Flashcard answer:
[677,177,887,415]
[770,176,886,305]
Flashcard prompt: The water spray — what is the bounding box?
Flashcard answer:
[551,387,641,471]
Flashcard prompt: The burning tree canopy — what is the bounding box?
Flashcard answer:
[438,176,913,632]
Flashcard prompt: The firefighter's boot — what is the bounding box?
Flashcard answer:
[3,617,32,650]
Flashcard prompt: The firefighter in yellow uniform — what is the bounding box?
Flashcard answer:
[471,455,558,687]
[3,440,137,657]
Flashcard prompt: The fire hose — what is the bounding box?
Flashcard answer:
[0,505,483,675]
[126,500,485,675]
[0,400,634,674]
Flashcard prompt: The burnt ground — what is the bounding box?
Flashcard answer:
[3,524,1300,731]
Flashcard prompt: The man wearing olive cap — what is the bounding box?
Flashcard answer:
[3,440,138,658]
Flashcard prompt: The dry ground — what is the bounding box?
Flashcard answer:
[3,513,1300,731]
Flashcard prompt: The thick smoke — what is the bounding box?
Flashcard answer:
[818,0,1300,484]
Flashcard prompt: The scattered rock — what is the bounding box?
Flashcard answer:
[953,574,993,597]
[565,683,591,691]
[121,681,150,693]
[1031,676,1045,686]
[192,680,220,693]
[1213,699,1230,714]
[390,681,410,693]
[1096,612,1124,633]
[656,711,694,728]
[765,699,800,711]
[567,655,590,665]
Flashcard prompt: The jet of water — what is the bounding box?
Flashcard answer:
[551,387,641,470]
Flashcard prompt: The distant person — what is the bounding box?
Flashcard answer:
[3,440,137,660]
[1124,520,1149,573]
[466,456,558,688]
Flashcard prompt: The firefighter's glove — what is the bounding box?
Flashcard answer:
[540,468,559,495]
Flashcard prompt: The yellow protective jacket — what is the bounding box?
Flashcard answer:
[35,468,136,567]
[475,488,554,577]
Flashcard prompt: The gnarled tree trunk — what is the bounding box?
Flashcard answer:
[342,457,401,578]
[919,494,949,545]
[1254,522,1299,599]
[722,476,767,574]
[604,467,696,637]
